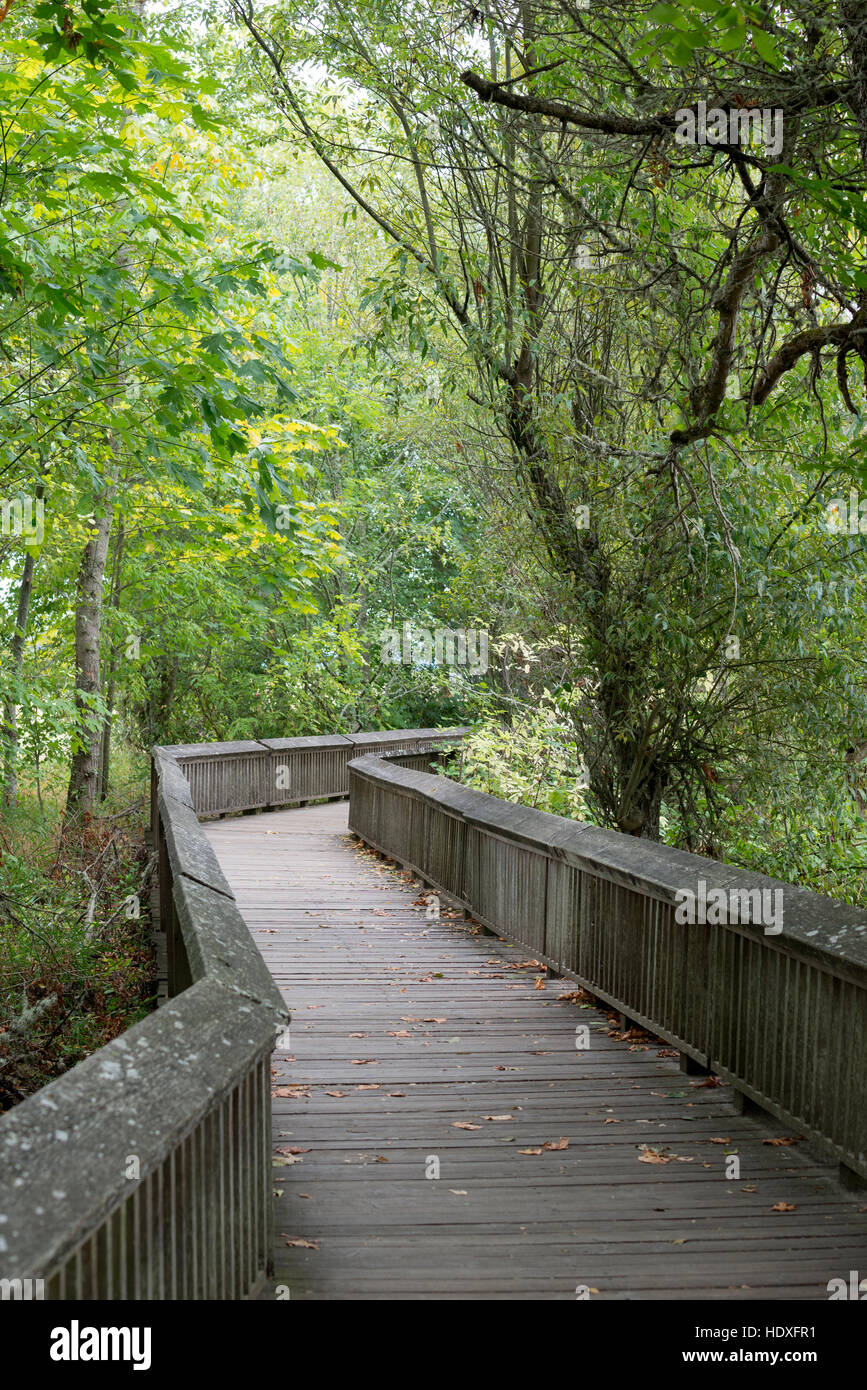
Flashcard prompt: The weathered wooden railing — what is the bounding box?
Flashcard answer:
[0,727,465,1298]
[162,728,467,819]
[348,754,867,1184]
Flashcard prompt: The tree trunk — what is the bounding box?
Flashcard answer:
[2,546,37,808]
[66,494,115,814]
[96,517,125,802]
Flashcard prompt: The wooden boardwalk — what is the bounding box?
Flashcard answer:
[204,802,867,1301]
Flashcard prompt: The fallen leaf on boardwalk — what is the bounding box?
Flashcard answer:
[299,1194,311,1199]
[603,1118,620,1125]
[638,1145,690,1164]
[375,1155,389,1163]
[657,1049,679,1058]
[325,1091,346,1098]
[449,1189,468,1195]
[672,1238,687,1245]
[544,1137,569,1151]
[452,1122,481,1130]
[350,1058,377,1065]
[282,1237,319,1250]
[692,1075,722,1088]
[518,1147,544,1156]
[355,1083,380,1090]
[484,1114,513,1122]
[423,1017,447,1023]
[400,1017,420,1022]
[273,1189,284,1197]
[306,1005,324,1009]
[762,1136,803,1146]
[558,990,594,1003]
[387,1030,411,1037]
[387,1091,406,1097]
[770,1202,797,1212]
[505,984,526,989]
[495,1065,519,1071]
[348,1032,367,1038]
[276,1146,310,1155]
[702,1163,713,1169]
[273,1155,303,1166]
[534,978,545,990]
[273,1086,311,1099]
[708,1137,731,1145]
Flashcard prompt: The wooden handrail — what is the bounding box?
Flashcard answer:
[348,752,867,1184]
[0,728,466,1297]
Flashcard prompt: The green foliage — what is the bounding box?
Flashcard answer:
[0,800,153,1111]
[7,0,867,1108]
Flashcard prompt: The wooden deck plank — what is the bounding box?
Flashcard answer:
[204,802,867,1301]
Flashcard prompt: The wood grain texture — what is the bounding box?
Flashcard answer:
[205,802,867,1302]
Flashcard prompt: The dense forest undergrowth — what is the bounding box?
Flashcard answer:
[4,0,867,1102]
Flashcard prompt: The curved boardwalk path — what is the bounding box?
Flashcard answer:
[204,802,867,1301]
